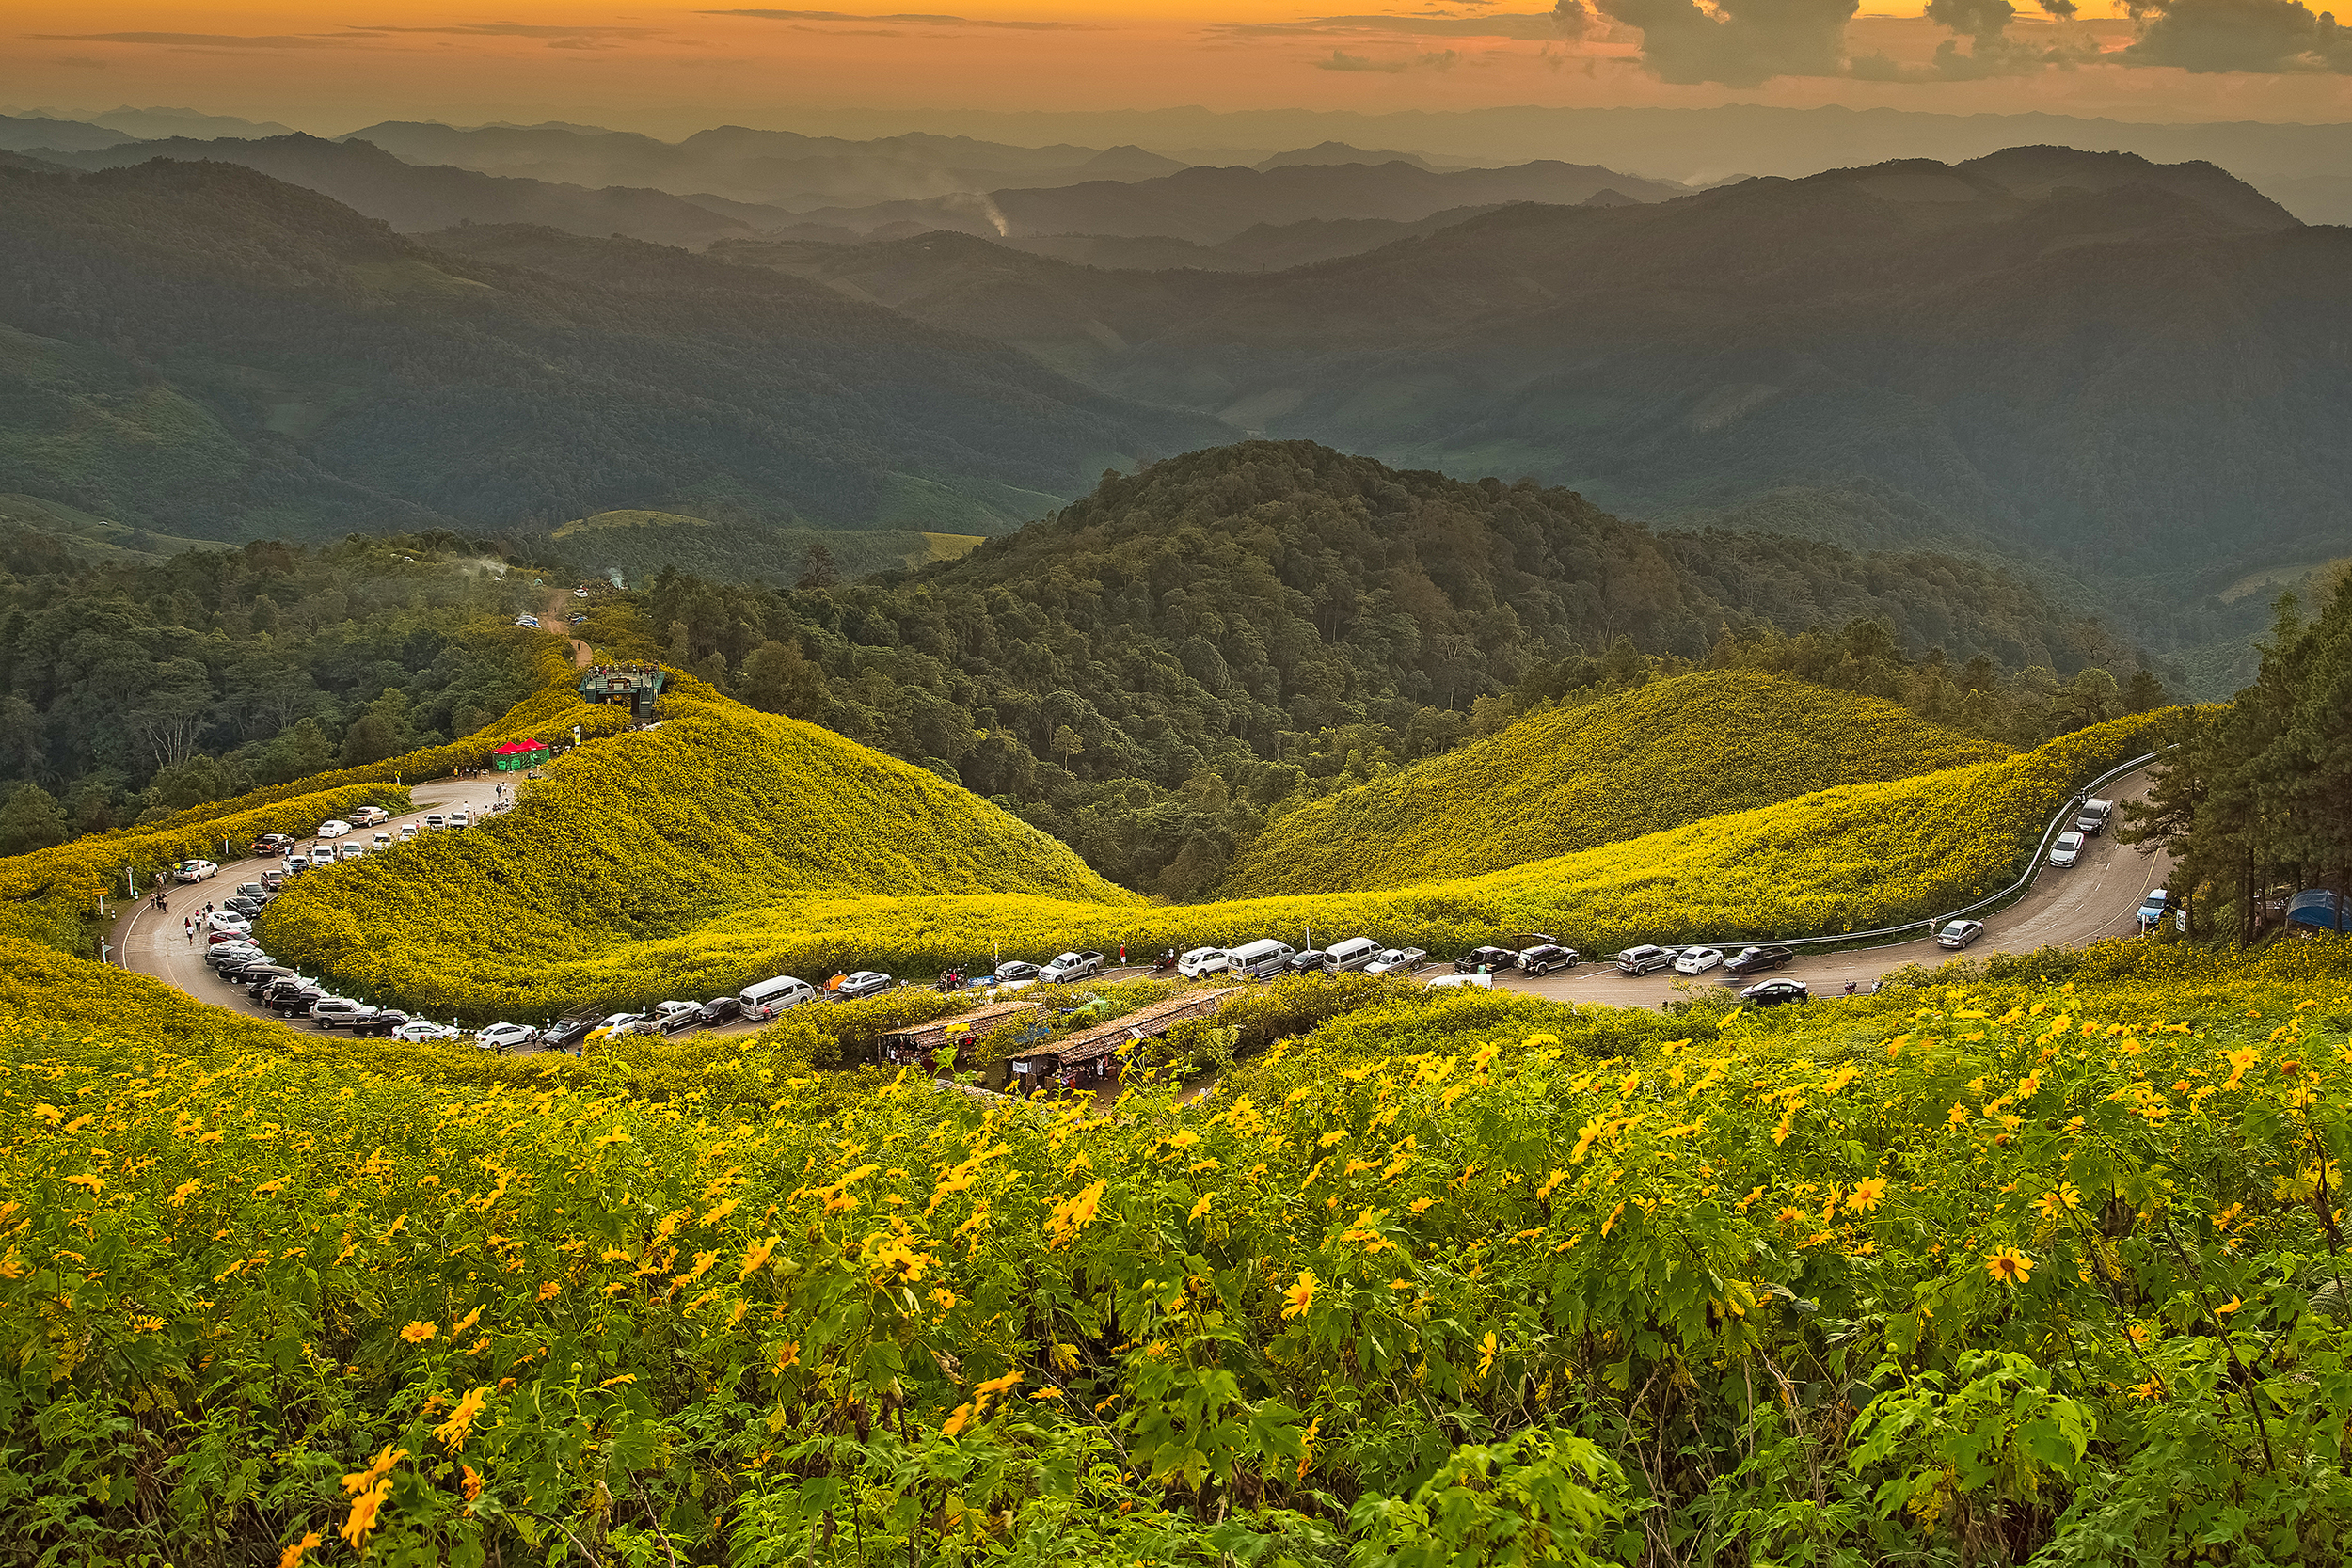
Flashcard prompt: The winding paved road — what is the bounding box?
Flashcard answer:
[114,757,2171,1033]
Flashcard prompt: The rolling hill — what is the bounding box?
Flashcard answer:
[735,147,2348,599]
[1216,671,2010,897]
[0,157,1225,541]
[33,134,784,248]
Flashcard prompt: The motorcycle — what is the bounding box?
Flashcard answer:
[1150,949,1179,975]
[935,971,964,993]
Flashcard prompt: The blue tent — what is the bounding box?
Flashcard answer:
[2288,889,2350,933]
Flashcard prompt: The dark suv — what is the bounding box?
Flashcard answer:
[1517,944,1581,976]
[1724,945,1795,977]
[1454,945,1518,974]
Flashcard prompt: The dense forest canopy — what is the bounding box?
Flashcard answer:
[619,443,2166,895]
[0,529,545,850]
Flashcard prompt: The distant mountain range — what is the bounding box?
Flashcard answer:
[715,147,2349,600]
[0,157,1225,542]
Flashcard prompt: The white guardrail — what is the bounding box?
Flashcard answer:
[1692,750,2162,957]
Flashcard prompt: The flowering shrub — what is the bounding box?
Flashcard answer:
[1221,671,2010,897]
[262,702,2167,1022]
[7,931,2352,1563]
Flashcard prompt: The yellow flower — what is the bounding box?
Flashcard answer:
[1046,1180,1106,1250]
[773,1340,802,1370]
[739,1235,780,1280]
[942,1402,977,1437]
[342,1444,407,1496]
[168,1180,202,1208]
[400,1321,437,1344]
[340,1480,390,1550]
[2034,1183,2081,1220]
[535,1280,561,1303]
[1848,1176,1887,1212]
[975,1369,1024,1397]
[2215,1294,2243,1316]
[1187,1194,1212,1221]
[1409,1196,1436,1214]
[433,1386,489,1451]
[64,1174,102,1194]
[278,1530,323,1568]
[1983,1246,2033,1285]
[1477,1331,1498,1377]
[1281,1269,1317,1320]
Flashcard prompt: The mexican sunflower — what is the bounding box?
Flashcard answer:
[1984,1246,2033,1285]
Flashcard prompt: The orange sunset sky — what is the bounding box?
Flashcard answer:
[10,3,2352,139]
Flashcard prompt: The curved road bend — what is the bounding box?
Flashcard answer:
[1496,765,2172,1009]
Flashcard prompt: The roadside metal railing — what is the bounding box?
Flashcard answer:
[1681,750,2162,958]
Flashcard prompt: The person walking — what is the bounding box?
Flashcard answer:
[183,917,194,945]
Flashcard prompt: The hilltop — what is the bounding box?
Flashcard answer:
[1217,670,2010,896]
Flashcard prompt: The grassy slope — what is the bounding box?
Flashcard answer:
[5,922,2349,1563]
[256,677,1137,1019]
[1219,670,2010,897]
[257,667,2165,1018]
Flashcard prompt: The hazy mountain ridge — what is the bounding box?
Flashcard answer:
[719,148,2345,599]
[0,158,1226,541]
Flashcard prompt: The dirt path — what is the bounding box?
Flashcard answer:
[545,589,592,670]
[1492,766,2171,1010]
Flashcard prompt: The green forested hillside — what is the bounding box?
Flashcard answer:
[0,531,548,843]
[0,158,1222,541]
[623,442,2157,893]
[1217,670,2009,895]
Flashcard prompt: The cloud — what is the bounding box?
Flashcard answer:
[1593,0,1856,84]
[2121,0,2352,70]
[1225,9,1590,40]
[29,32,341,49]
[702,9,1089,27]
[349,24,664,39]
[1314,45,1464,68]
[50,55,108,69]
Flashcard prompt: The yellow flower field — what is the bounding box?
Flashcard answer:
[1220,670,2010,896]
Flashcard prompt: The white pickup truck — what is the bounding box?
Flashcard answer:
[1041,950,1104,983]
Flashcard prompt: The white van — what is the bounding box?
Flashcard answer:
[1228,938,1296,979]
[739,974,816,1020]
[1325,936,1382,973]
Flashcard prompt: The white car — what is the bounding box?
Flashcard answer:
[650,1000,703,1032]
[1363,947,1427,975]
[207,911,251,935]
[474,1022,537,1052]
[1674,946,1724,975]
[392,1020,462,1042]
[370,832,392,852]
[2049,832,2085,868]
[174,859,218,883]
[308,847,336,868]
[350,805,390,827]
[1425,973,1492,990]
[316,819,352,839]
[398,824,418,842]
[515,616,541,628]
[1176,946,1233,979]
[450,811,471,830]
[574,588,590,597]
[1935,919,1986,949]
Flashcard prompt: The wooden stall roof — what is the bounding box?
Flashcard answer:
[881,997,1044,1052]
[1009,988,1240,1069]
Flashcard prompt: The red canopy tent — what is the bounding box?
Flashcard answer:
[491,738,549,772]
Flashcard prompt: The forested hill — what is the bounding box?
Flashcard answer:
[631,442,2158,895]
[0,158,1225,542]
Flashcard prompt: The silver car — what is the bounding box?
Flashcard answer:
[1936,919,1986,949]
[2049,832,2085,868]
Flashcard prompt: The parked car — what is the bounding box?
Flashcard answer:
[1740,978,1811,1006]
[249,832,297,859]
[2137,888,2172,929]
[1616,944,1677,976]
[1041,950,1104,983]
[174,859,218,883]
[2049,832,2085,868]
[831,971,894,1001]
[307,847,336,868]
[1426,973,1492,990]
[259,868,287,890]
[1518,943,1581,976]
[337,842,365,862]
[309,998,376,1030]
[696,996,742,1026]
[1228,939,1298,978]
[1177,947,1232,979]
[224,896,265,918]
[1724,945,1795,977]
[398,824,418,842]
[993,960,1042,985]
[234,881,272,903]
[392,1019,462,1042]
[1454,945,1518,974]
[474,1022,537,1052]
[348,1010,413,1037]
[206,944,264,970]
[738,975,816,1020]
[232,962,293,988]
[1674,946,1724,975]
[207,911,252,936]
[450,811,471,830]
[591,1012,649,1038]
[1364,947,1427,975]
[651,1000,704,1033]
[371,832,393,852]
[2081,798,2116,828]
[316,819,352,839]
[2073,812,2106,838]
[1325,936,1383,973]
[351,805,390,827]
[423,814,446,831]
[1283,950,1331,976]
[515,615,541,628]
[575,588,590,597]
[264,985,327,1015]
[1935,919,1987,950]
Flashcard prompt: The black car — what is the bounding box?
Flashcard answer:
[1740,978,1810,1007]
[1724,945,1795,977]
[220,958,282,984]
[250,832,298,858]
[1454,945,1518,974]
[1518,944,1581,976]
[696,996,742,1026]
[1284,950,1331,976]
[266,989,326,1016]
[224,897,266,919]
[239,965,296,994]
[539,1017,597,1053]
[995,960,1042,984]
[347,1010,412,1037]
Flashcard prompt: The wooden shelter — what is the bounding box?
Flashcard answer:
[877,998,1045,1068]
[1007,988,1239,1090]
